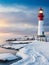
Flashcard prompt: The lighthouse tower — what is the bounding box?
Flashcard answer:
[38,8,44,36]
[37,8,47,41]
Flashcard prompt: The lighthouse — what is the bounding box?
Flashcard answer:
[37,8,47,41]
[38,8,44,36]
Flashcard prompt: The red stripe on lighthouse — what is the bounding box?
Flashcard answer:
[38,8,44,20]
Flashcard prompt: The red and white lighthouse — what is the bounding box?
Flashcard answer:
[38,8,45,37]
[37,8,47,41]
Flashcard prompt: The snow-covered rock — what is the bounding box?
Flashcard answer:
[11,41,49,65]
[2,44,27,50]
[0,53,18,61]
[3,44,11,48]
[11,44,27,49]
[11,40,32,44]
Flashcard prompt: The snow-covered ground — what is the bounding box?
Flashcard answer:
[0,53,18,61]
[11,40,49,65]
[1,44,28,50]
[10,40,33,44]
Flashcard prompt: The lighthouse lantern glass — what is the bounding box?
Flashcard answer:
[39,11,43,13]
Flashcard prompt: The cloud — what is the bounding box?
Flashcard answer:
[0,5,38,25]
[0,5,34,12]
[0,5,24,12]
[0,5,49,36]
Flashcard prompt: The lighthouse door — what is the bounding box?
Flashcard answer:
[42,31,44,35]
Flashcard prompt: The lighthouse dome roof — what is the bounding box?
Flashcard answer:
[39,8,43,11]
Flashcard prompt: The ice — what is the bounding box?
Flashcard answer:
[3,44,11,48]
[11,44,27,49]
[11,40,49,65]
[10,40,33,44]
[2,44,28,50]
[16,50,28,59]
[0,53,18,61]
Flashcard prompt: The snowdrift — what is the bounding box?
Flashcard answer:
[0,53,18,61]
[2,44,27,50]
[11,41,49,65]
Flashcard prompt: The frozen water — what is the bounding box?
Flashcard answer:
[0,53,17,61]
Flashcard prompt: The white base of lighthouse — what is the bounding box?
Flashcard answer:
[38,20,44,36]
[37,20,47,41]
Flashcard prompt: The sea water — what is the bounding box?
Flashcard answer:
[0,48,22,65]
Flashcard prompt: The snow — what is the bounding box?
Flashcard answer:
[11,40,49,65]
[16,49,28,59]
[0,53,18,61]
[10,40,32,44]
[2,44,27,50]
[3,44,11,48]
[11,44,27,49]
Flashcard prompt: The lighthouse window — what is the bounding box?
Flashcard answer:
[42,31,44,35]
[39,11,43,13]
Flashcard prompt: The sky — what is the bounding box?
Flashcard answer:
[0,0,49,42]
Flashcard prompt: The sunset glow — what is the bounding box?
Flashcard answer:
[0,19,8,27]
